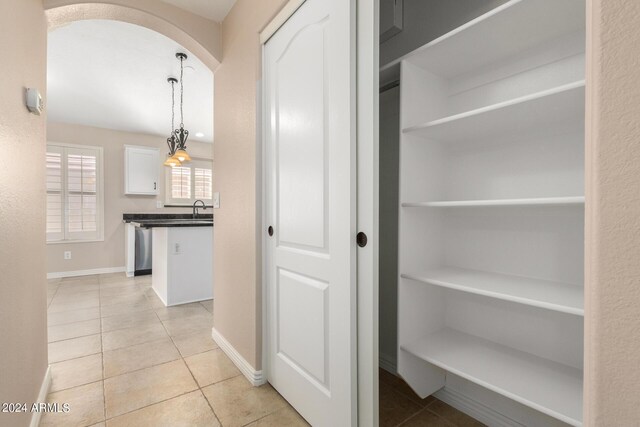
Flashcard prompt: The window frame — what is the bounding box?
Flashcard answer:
[46,142,105,244]
[164,157,214,206]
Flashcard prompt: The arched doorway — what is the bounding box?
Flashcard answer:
[44,1,221,72]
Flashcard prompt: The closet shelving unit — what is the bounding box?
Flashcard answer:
[396,0,585,426]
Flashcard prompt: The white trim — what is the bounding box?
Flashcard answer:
[379,353,397,375]
[47,266,126,279]
[259,0,306,44]
[46,238,105,245]
[434,388,524,427]
[259,70,270,385]
[356,0,379,425]
[29,366,52,427]
[212,327,265,386]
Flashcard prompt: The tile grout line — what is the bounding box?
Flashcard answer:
[99,275,107,426]
[49,274,242,426]
[146,288,225,425]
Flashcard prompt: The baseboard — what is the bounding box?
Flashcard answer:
[434,388,524,427]
[29,366,51,427]
[379,352,397,374]
[212,327,265,386]
[47,266,126,279]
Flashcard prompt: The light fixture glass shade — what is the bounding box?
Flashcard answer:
[173,149,192,163]
[163,156,181,167]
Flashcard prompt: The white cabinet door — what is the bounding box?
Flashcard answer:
[124,145,159,195]
[264,0,357,425]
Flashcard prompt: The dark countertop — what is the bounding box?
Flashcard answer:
[123,213,213,228]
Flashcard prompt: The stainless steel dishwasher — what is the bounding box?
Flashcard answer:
[134,226,152,276]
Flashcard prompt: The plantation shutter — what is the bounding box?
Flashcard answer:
[66,147,99,240]
[194,167,212,200]
[46,147,64,241]
[171,166,192,200]
[165,159,213,205]
[46,143,103,242]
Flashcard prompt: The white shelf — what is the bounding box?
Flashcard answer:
[403,81,585,142]
[401,329,583,426]
[401,0,585,78]
[402,267,583,316]
[402,196,585,208]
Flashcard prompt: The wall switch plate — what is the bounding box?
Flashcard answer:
[213,192,220,209]
[64,251,71,260]
[156,200,164,209]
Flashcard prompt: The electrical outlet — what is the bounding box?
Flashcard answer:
[156,200,164,209]
[174,243,181,254]
[64,251,71,260]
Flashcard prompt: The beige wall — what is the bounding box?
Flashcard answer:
[213,0,287,370]
[0,0,48,426]
[585,0,640,424]
[47,122,213,274]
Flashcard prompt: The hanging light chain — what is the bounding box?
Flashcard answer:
[179,54,184,128]
[166,77,178,156]
[171,78,176,134]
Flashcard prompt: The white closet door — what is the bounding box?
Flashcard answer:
[264,0,357,425]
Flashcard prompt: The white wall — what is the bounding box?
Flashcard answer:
[46,122,213,275]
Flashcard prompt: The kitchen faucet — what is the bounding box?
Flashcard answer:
[193,199,206,218]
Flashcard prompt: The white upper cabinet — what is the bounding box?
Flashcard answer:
[124,145,159,195]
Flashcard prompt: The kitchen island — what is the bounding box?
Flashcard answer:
[123,214,213,306]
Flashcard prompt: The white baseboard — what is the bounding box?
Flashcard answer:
[212,327,265,386]
[379,352,397,374]
[29,366,51,427]
[434,388,524,427]
[47,266,126,279]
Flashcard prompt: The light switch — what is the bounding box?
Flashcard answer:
[64,251,71,260]
[156,200,164,209]
[213,192,220,209]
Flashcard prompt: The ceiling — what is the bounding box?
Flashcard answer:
[159,0,236,22]
[47,20,214,143]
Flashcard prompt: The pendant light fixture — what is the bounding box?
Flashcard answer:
[171,52,192,163]
[163,77,182,167]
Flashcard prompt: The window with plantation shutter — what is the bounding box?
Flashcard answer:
[171,167,191,200]
[46,143,104,243]
[165,158,213,205]
[194,168,212,199]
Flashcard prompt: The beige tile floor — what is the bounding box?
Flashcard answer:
[43,273,308,427]
[44,273,482,427]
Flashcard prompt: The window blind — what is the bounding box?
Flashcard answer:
[46,143,103,242]
[46,148,64,241]
[194,167,213,200]
[66,149,98,239]
[166,159,213,205]
[171,167,192,199]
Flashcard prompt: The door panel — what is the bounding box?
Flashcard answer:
[276,20,327,250]
[265,0,356,425]
[277,268,328,386]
